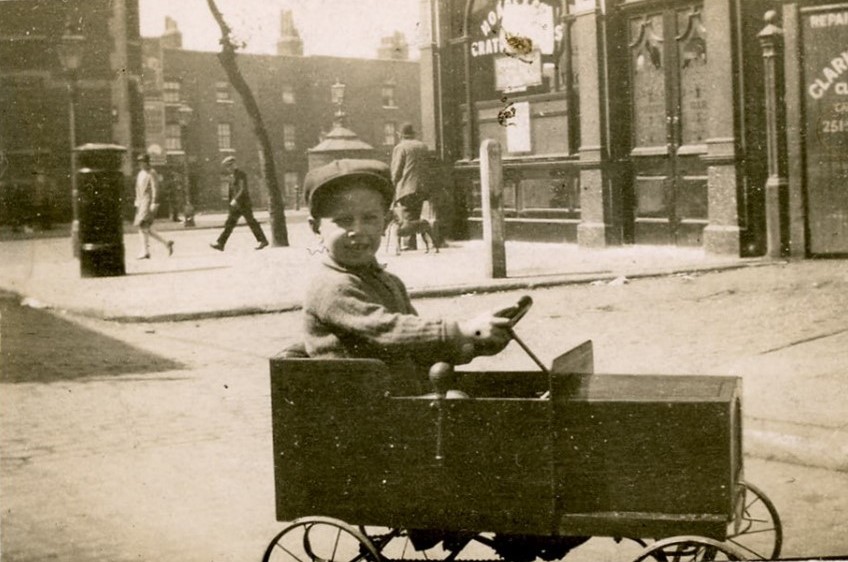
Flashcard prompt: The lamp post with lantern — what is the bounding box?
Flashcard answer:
[57,23,85,257]
[330,78,346,124]
[177,102,195,227]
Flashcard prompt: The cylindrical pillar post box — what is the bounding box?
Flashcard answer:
[75,143,127,278]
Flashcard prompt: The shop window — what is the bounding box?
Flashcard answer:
[283,124,296,151]
[456,0,580,156]
[630,14,666,148]
[217,123,232,150]
[165,123,182,150]
[163,80,181,103]
[383,122,397,145]
[677,9,708,145]
[281,84,295,104]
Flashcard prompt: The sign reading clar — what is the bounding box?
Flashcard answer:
[807,50,848,99]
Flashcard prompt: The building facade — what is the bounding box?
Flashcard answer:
[0,0,144,225]
[142,16,421,213]
[419,0,784,255]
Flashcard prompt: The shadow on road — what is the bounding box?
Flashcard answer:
[0,292,183,383]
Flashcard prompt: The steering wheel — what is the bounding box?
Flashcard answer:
[498,295,533,328]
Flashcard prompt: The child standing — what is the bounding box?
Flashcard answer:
[133,154,174,259]
[302,159,512,376]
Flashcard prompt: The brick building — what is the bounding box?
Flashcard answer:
[142,13,421,213]
[0,0,144,225]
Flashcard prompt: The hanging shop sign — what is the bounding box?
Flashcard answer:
[471,0,562,58]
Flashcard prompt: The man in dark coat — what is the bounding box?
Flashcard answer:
[210,155,269,251]
[390,123,430,251]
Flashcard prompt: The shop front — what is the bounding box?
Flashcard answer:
[420,0,775,255]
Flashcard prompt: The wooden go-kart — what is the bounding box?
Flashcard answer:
[266,296,782,561]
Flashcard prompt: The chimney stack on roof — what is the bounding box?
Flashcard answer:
[277,10,303,56]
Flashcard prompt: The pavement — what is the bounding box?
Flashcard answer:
[0,209,767,322]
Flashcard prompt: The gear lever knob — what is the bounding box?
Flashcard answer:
[429,362,454,399]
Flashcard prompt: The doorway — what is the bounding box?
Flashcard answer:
[625,2,710,245]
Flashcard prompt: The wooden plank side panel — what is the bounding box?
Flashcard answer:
[555,401,733,515]
[552,375,741,524]
[271,359,556,534]
[270,358,436,525]
[439,399,554,534]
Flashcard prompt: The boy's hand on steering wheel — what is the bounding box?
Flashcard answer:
[458,312,512,357]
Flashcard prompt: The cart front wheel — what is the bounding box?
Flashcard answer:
[263,516,383,562]
[632,535,748,562]
[725,481,782,560]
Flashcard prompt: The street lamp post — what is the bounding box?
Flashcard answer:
[58,24,85,257]
[177,103,195,227]
[330,78,346,124]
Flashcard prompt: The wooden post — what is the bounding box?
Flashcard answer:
[480,139,506,278]
[759,11,789,257]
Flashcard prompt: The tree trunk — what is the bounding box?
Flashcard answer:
[206,0,289,246]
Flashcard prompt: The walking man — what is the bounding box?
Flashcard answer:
[390,123,429,251]
[133,154,174,259]
[210,155,269,251]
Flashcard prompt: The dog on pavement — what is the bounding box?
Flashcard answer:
[385,209,439,255]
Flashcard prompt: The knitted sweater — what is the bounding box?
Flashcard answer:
[303,257,470,370]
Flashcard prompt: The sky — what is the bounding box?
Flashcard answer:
[139,0,422,59]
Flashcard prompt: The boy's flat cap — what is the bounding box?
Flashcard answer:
[221,155,236,165]
[304,159,394,214]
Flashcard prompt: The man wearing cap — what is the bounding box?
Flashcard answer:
[210,155,269,251]
[390,123,430,251]
[133,153,174,259]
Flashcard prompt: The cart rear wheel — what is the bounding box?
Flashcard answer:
[725,481,782,560]
[263,517,382,562]
[632,536,748,562]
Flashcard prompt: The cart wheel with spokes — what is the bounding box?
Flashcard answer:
[632,535,748,562]
[263,516,383,562]
[725,481,782,560]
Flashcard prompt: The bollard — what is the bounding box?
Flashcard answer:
[758,11,789,258]
[76,143,127,278]
[480,139,506,278]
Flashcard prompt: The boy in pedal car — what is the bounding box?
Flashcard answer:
[302,159,512,386]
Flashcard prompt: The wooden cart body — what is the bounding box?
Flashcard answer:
[269,342,742,542]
